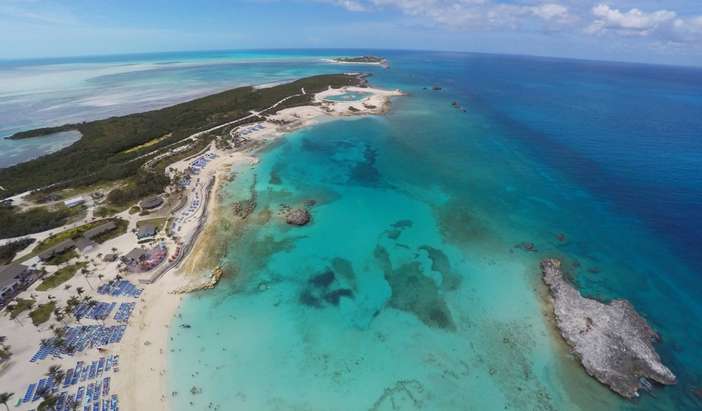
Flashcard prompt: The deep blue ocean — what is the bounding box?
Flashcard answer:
[1,49,701,410]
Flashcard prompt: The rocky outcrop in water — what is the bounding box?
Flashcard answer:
[286,208,311,226]
[171,266,224,294]
[540,259,676,398]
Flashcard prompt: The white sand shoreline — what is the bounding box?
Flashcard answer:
[0,82,402,411]
[112,84,403,410]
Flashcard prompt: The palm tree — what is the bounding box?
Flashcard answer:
[37,390,57,411]
[53,307,64,322]
[81,268,94,291]
[0,392,13,411]
[98,274,104,283]
[46,364,65,387]
[75,287,85,297]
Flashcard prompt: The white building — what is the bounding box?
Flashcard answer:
[64,196,85,208]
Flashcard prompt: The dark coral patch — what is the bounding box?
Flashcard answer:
[309,270,335,288]
[419,245,462,291]
[324,288,354,305]
[374,245,456,331]
[299,289,322,308]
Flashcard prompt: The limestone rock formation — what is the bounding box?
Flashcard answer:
[540,258,676,398]
[286,208,311,226]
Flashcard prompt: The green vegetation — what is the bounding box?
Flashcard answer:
[7,298,35,319]
[0,238,35,265]
[121,133,171,153]
[0,205,82,239]
[105,171,170,207]
[334,56,386,63]
[0,74,362,200]
[29,301,56,326]
[137,217,167,230]
[36,263,86,291]
[94,205,122,218]
[44,249,78,266]
[9,124,76,140]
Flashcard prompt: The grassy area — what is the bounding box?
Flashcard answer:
[95,205,125,218]
[0,205,83,239]
[137,217,167,230]
[36,262,86,291]
[0,74,363,199]
[122,133,171,154]
[6,298,35,319]
[29,301,56,326]
[44,249,79,266]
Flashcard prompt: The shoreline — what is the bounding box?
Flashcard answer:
[112,84,403,410]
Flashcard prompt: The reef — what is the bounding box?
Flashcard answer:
[232,174,257,219]
[375,245,455,331]
[285,208,311,226]
[540,258,676,398]
[299,268,354,308]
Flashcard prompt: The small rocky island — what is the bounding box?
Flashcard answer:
[332,56,389,68]
[540,259,676,398]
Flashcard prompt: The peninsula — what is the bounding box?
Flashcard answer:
[540,259,676,398]
[0,75,403,411]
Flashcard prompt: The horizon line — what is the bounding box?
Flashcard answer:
[1,47,701,70]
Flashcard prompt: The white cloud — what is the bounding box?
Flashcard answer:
[586,4,676,35]
[329,0,577,31]
[585,3,702,44]
[329,0,368,12]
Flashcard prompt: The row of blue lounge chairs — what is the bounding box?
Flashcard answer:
[97,280,142,298]
[26,392,118,411]
[30,325,127,362]
[113,303,135,323]
[22,355,119,405]
[74,302,116,321]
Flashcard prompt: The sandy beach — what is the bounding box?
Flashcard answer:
[94,84,403,410]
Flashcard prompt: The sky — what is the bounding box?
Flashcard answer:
[1,0,701,66]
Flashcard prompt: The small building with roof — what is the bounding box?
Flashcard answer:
[0,263,33,308]
[75,237,97,253]
[122,248,149,265]
[64,197,85,208]
[136,224,157,241]
[139,195,164,210]
[84,221,117,240]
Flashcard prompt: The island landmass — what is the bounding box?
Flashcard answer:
[331,56,389,68]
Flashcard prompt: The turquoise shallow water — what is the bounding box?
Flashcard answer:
[167,52,702,411]
[325,92,373,102]
[168,84,701,411]
[2,49,699,410]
